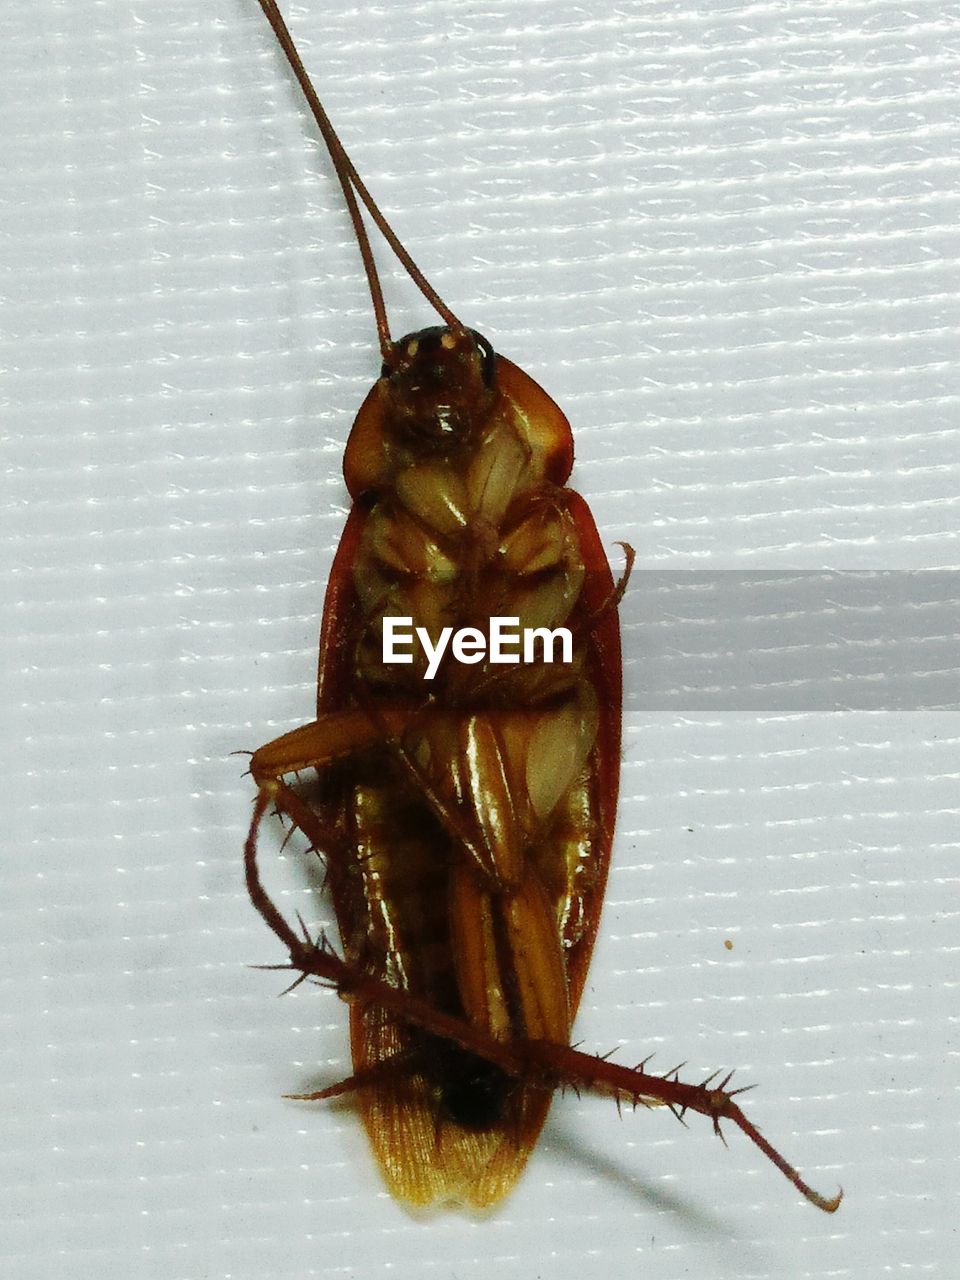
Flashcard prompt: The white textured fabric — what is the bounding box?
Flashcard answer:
[2,2,958,1277]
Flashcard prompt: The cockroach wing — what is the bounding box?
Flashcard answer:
[312,341,621,1207]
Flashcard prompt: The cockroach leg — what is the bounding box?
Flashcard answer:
[349,678,492,874]
[521,1040,843,1214]
[575,541,636,638]
[245,784,303,958]
[285,1054,419,1103]
[249,704,417,782]
[246,864,842,1214]
[250,772,347,872]
[609,541,636,608]
[247,702,424,875]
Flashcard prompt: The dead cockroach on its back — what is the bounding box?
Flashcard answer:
[242,0,841,1214]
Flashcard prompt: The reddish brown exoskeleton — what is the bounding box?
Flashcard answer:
[243,0,841,1213]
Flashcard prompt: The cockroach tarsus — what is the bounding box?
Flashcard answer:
[242,0,842,1214]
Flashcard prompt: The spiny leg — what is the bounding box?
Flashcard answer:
[284,1052,420,1103]
[246,700,425,904]
[244,783,309,959]
[258,918,842,1214]
[349,677,494,880]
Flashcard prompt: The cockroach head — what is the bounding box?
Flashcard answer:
[379,326,497,450]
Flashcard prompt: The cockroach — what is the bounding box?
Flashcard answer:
[243,0,841,1213]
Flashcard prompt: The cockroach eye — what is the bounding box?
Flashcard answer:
[469,329,497,386]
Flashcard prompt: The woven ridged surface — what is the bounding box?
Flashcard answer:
[2,2,958,1276]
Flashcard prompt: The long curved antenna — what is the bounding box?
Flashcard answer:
[255,0,462,355]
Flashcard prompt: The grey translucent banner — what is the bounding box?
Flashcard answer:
[621,571,960,711]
